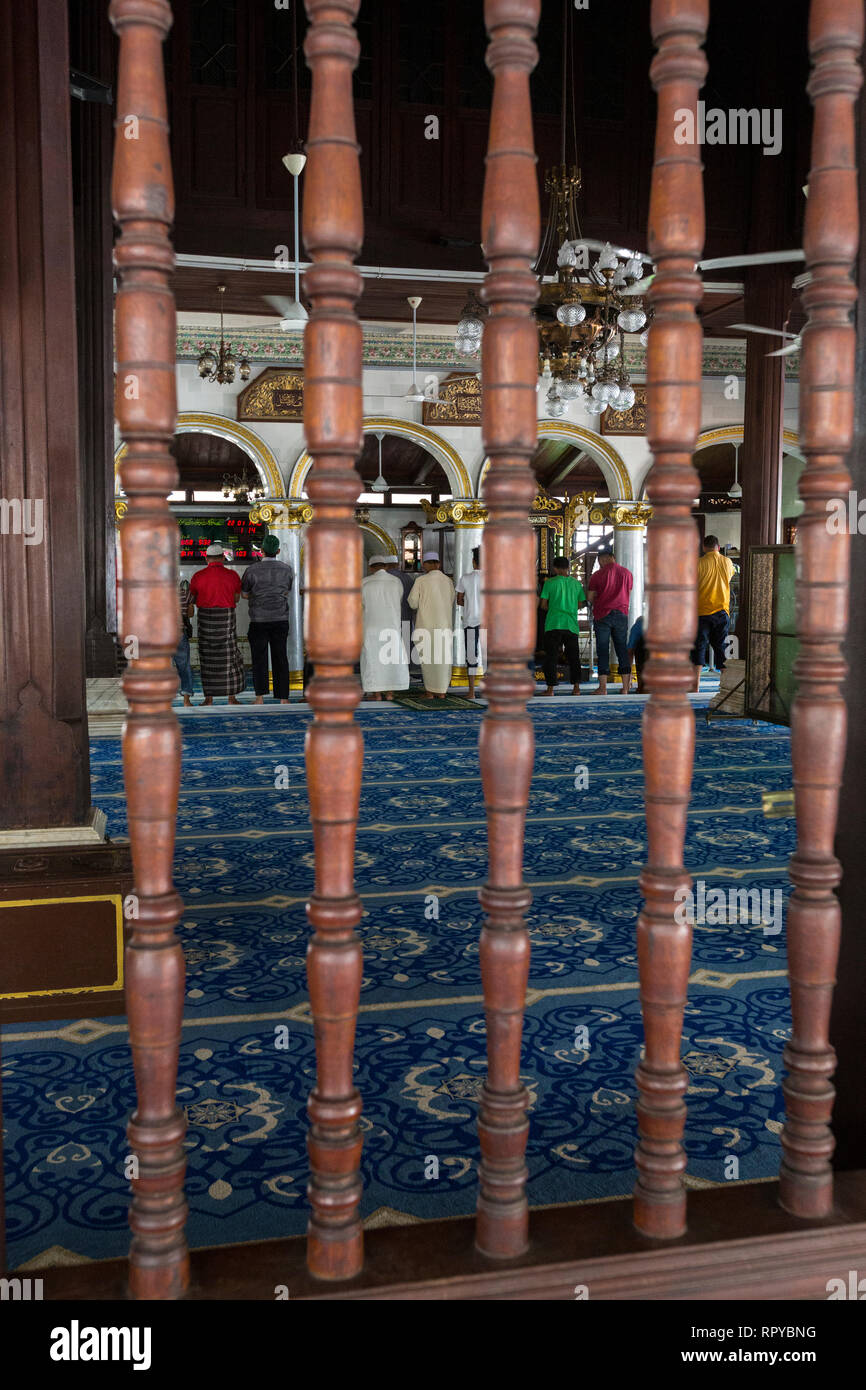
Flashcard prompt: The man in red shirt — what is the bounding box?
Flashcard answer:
[588,550,633,695]
[188,542,244,705]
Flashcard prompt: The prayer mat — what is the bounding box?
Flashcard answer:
[390,691,480,711]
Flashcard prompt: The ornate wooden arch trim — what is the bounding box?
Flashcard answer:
[115,412,284,498]
[695,424,804,461]
[477,422,634,502]
[286,416,473,499]
[357,520,398,556]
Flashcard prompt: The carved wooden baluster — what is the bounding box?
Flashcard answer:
[302,0,365,1280]
[109,0,188,1298]
[476,0,540,1260]
[781,0,863,1220]
[634,0,708,1239]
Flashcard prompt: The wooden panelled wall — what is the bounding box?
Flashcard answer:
[160,0,812,270]
[86,0,866,1300]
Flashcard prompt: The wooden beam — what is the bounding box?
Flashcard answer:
[782,0,863,1219]
[109,0,188,1300]
[301,0,365,1281]
[636,0,707,1239]
[475,0,540,1260]
[40,1171,866,1301]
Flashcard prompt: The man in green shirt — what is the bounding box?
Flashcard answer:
[539,556,587,696]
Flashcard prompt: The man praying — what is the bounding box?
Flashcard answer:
[408,550,455,699]
[361,555,408,700]
[188,542,244,705]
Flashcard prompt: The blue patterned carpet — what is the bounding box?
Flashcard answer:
[2,702,794,1267]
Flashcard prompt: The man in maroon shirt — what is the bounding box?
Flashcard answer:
[188,542,244,705]
[588,550,633,696]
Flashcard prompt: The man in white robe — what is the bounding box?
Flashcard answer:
[408,551,456,699]
[360,556,409,700]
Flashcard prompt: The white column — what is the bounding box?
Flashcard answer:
[252,500,311,691]
[451,503,486,685]
[613,505,651,631]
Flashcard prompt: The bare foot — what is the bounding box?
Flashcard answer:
[254,696,264,705]
[201,696,213,706]
[280,699,289,705]
[543,688,555,697]
[228,696,240,705]
[571,686,581,696]
[183,695,192,707]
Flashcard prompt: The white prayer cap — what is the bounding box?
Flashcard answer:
[423,550,439,561]
[206,542,224,557]
[368,554,390,566]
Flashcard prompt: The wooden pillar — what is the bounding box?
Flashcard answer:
[70,0,120,677]
[831,29,866,1175]
[0,0,91,831]
[780,0,863,1220]
[110,0,189,1299]
[475,0,540,1261]
[634,0,707,1240]
[736,268,788,638]
[302,0,365,1281]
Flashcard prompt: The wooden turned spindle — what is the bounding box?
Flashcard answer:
[634,0,708,1240]
[302,0,365,1280]
[780,0,863,1220]
[109,0,189,1299]
[475,0,540,1261]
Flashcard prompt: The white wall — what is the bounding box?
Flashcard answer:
[174,360,801,509]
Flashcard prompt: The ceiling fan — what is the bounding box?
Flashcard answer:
[368,432,389,493]
[730,322,802,357]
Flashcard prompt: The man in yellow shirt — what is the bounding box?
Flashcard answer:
[692,535,736,692]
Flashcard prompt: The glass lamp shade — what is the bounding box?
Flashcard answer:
[576,360,588,378]
[600,340,619,362]
[198,352,217,378]
[607,385,622,407]
[624,257,644,281]
[612,265,628,288]
[556,300,586,327]
[239,358,251,382]
[584,396,607,416]
[546,397,567,418]
[597,242,618,272]
[557,241,578,268]
[639,328,650,348]
[617,385,636,411]
[617,308,647,333]
[560,377,581,400]
[457,313,484,339]
[728,481,743,499]
[455,333,481,356]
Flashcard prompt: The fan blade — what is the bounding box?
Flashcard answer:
[698,250,805,271]
[730,323,798,339]
[767,341,801,357]
[263,295,295,317]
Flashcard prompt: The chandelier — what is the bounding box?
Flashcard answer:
[221,471,264,504]
[453,1,653,419]
[198,285,251,385]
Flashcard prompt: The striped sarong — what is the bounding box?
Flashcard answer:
[197,607,245,697]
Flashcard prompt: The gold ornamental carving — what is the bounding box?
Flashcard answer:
[421,372,482,426]
[420,499,488,525]
[237,368,305,422]
[249,501,313,527]
[609,501,653,528]
[600,384,648,436]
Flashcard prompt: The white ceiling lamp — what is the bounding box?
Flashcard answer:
[264,151,308,329]
[405,295,426,402]
[370,431,389,493]
[728,442,742,499]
